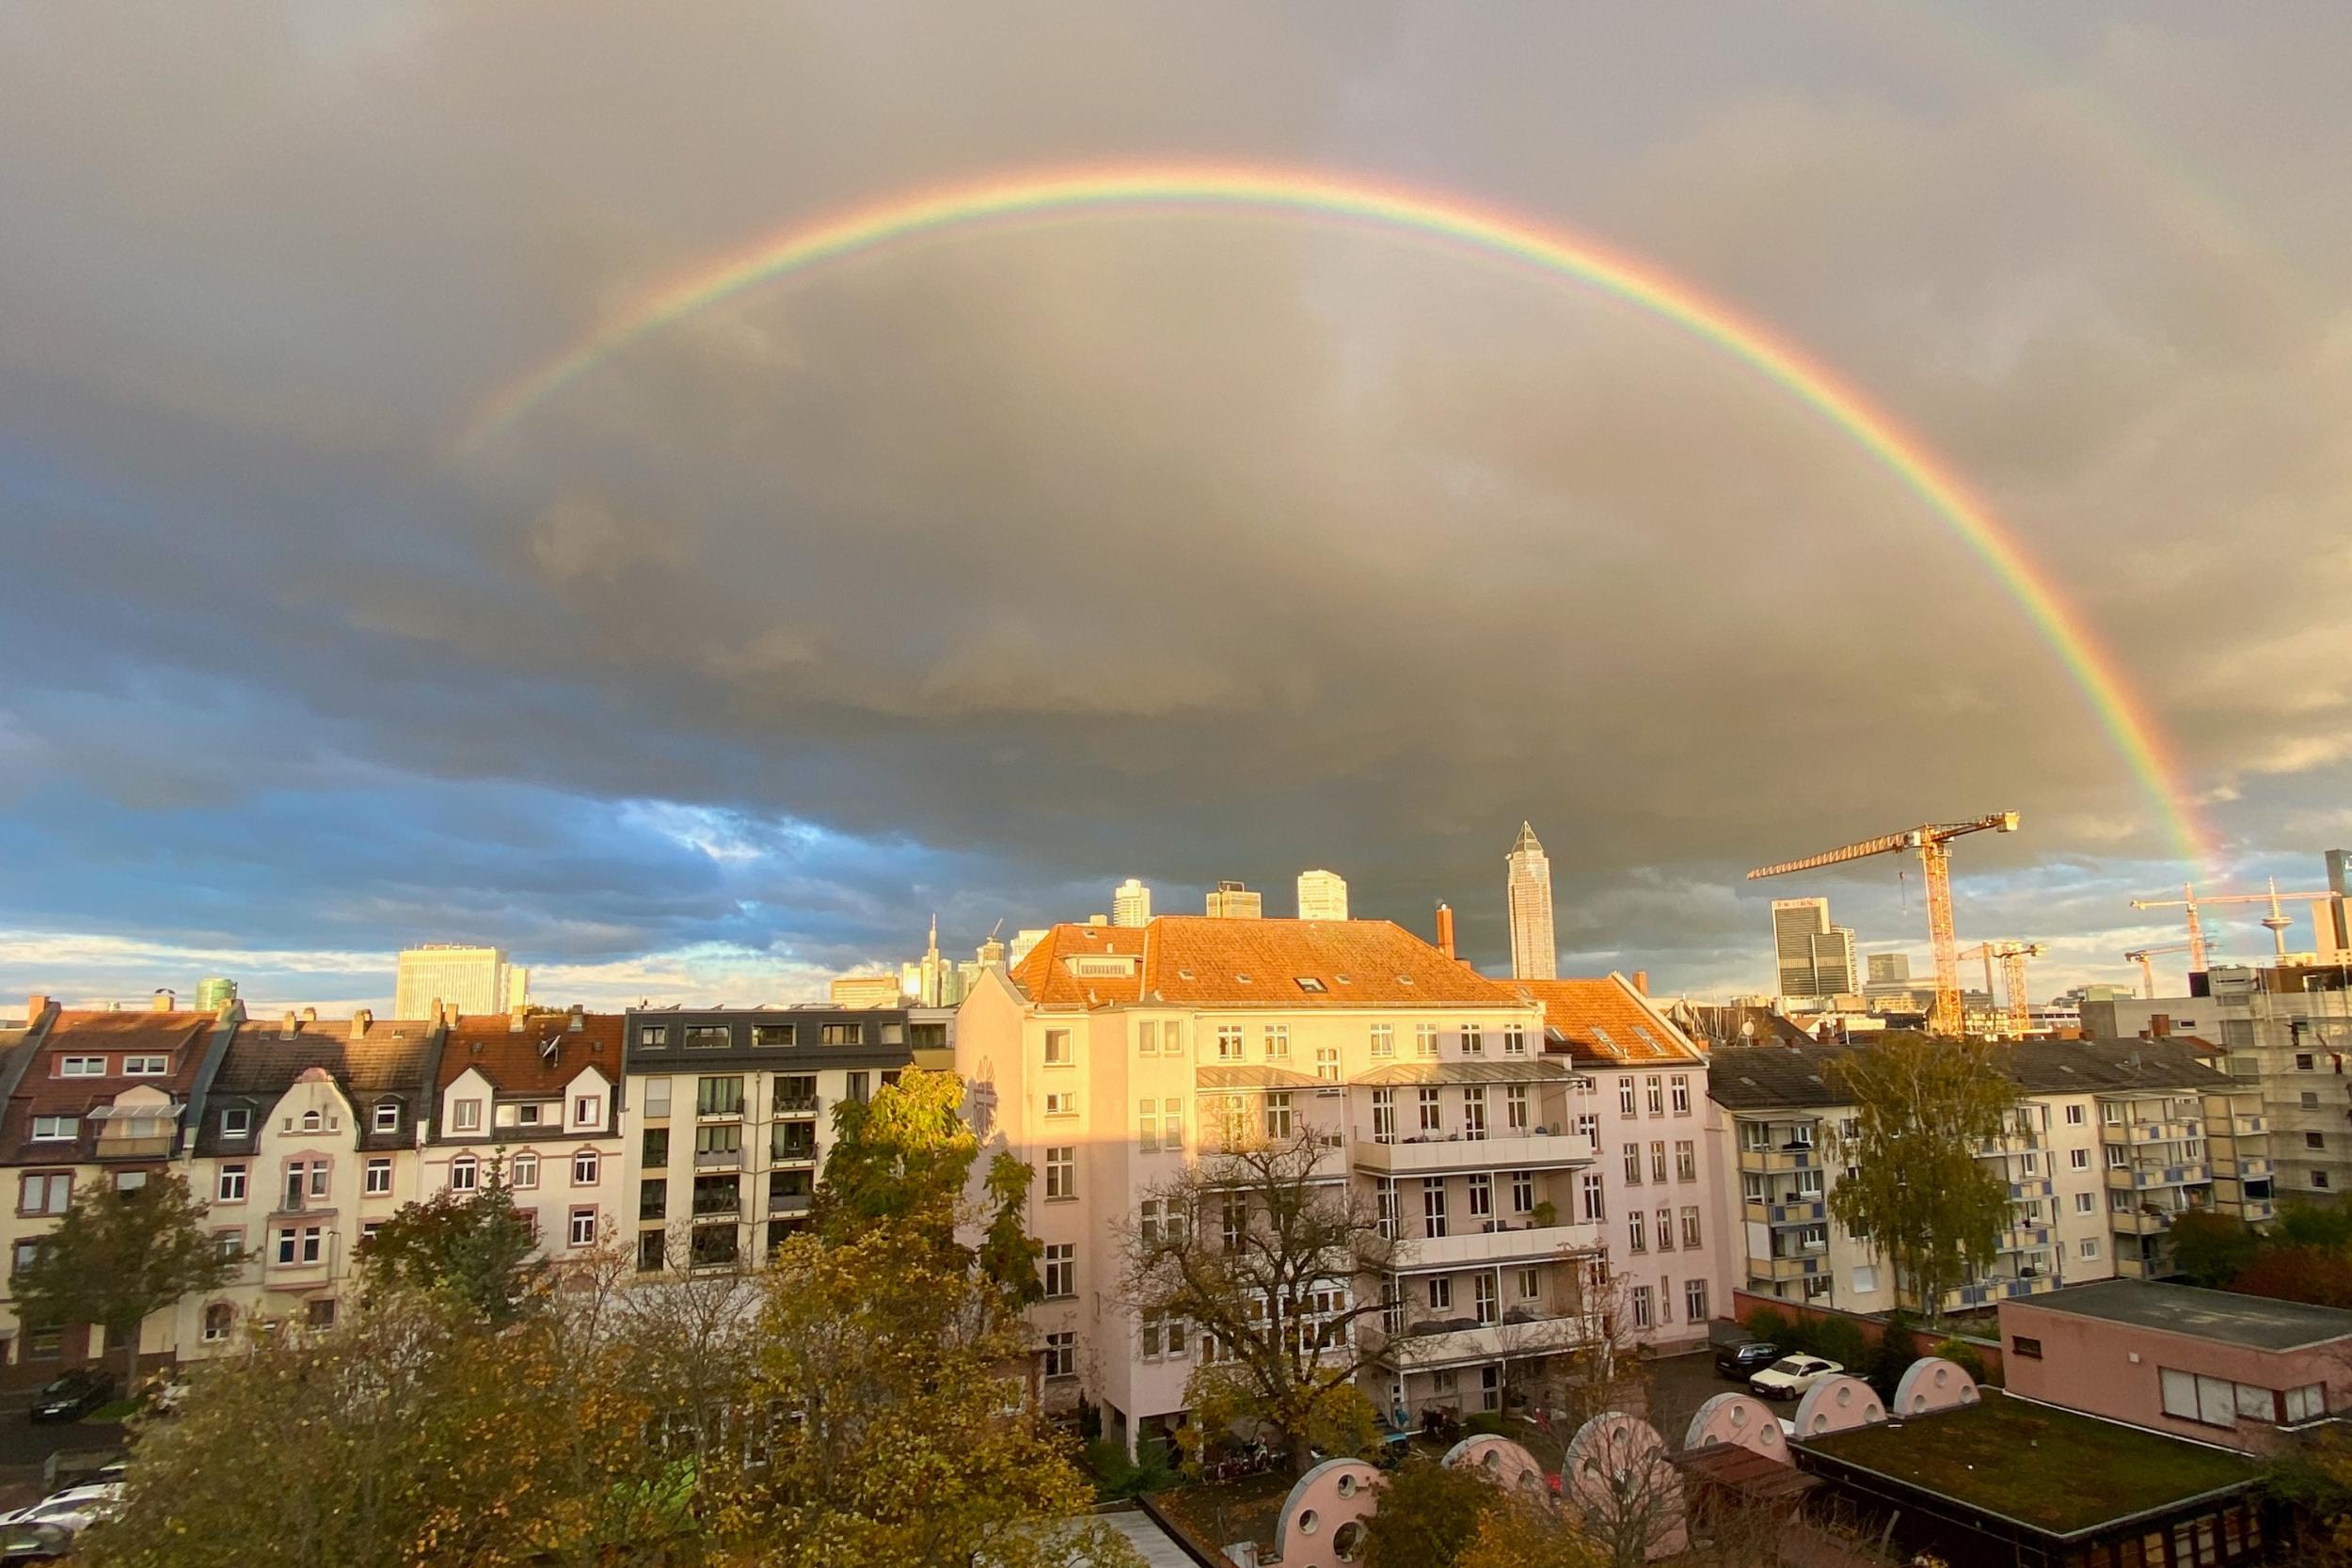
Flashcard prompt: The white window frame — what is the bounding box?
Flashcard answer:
[364,1157,392,1196]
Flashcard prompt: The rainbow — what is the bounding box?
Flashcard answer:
[454,161,2208,866]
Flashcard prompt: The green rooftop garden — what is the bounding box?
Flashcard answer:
[1800,1393,2259,1538]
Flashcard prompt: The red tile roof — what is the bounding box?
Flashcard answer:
[1011,917,1526,1009]
[1520,977,1703,1066]
[438,1012,624,1094]
[1,1009,223,1164]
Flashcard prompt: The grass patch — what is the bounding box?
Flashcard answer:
[84,1399,141,1423]
[1801,1391,2257,1537]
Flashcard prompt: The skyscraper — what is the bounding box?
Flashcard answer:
[394,944,522,1019]
[1296,869,1349,921]
[1866,952,1910,986]
[1771,899,1830,997]
[1204,880,1263,919]
[1505,822,1557,980]
[1112,879,1152,927]
[1810,926,1859,996]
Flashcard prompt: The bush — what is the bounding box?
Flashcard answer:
[1863,1312,1918,1398]
[1808,1316,1870,1372]
[1463,1409,1507,1437]
[1742,1306,1791,1347]
[1086,1437,1177,1500]
[1930,1338,1990,1386]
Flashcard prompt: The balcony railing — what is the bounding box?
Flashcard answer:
[1353,1131,1596,1175]
[772,1098,819,1117]
[694,1148,742,1171]
[771,1143,818,1166]
[1359,1308,1596,1369]
[1391,1221,1602,1271]
[1999,1225,2053,1252]
[1936,1274,2056,1312]
[2009,1178,2054,1200]
[2105,1163,2208,1192]
[1746,1250,1826,1282]
[2122,1118,2204,1145]
[1743,1197,1826,1227]
[2113,1207,2192,1236]
[1736,1146,1819,1174]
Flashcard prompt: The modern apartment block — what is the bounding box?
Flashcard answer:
[954,915,1721,1456]
[624,1006,917,1274]
[1296,869,1350,922]
[392,944,526,1019]
[1708,1037,2271,1315]
[2089,963,2352,1199]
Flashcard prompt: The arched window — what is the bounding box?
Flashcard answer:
[572,1148,599,1186]
[202,1303,233,1342]
[511,1151,539,1190]
[300,1109,323,1133]
[450,1155,479,1194]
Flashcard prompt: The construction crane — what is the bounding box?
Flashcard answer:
[2122,941,2194,1000]
[1748,812,2021,1037]
[1957,941,2046,1037]
[2130,879,2338,967]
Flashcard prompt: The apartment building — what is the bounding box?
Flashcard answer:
[2089,962,2352,1198]
[956,916,1629,1457]
[427,1008,627,1261]
[0,998,236,1381]
[181,1008,441,1353]
[624,1006,916,1274]
[1708,1037,2270,1316]
[1521,977,1729,1353]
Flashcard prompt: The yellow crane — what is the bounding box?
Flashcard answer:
[1958,941,2045,1037]
[1748,812,2021,1037]
[2129,879,2337,968]
[2122,941,2194,1000]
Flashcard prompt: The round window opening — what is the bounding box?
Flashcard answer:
[1298,1509,1320,1536]
[1333,1521,1365,1561]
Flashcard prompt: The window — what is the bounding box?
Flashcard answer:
[1136,1021,1158,1056]
[1629,1285,1654,1328]
[1505,1084,1529,1131]
[2081,1237,2101,1259]
[1423,1180,1448,1239]
[57,1056,106,1078]
[8,1240,38,1275]
[700,1121,747,1159]
[1461,1023,1483,1056]
[696,1076,745,1117]
[569,1208,597,1247]
[2107,1145,2130,1168]
[1468,1173,1493,1218]
[1372,1089,1395,1143]
[1670,1075,1691,1115]
[300,1226,324,1263]
[1044,1332,1077,1378]
[1651,1141,1668,1184]
[574,1095,601,1126]
[2162,1369,2244,1429]
[2318,1171,2334,1190]
[1216,1025,1245,1061]
[1645,1076,1664,1117]
[1138,1100,1158,1152]
[358,1156,391,1196]
[2286,1384,2326,1423]
[1577,1112,1599,1148]
[1676,1140,1696,1182]
[450,1156,479,1193]
[638,1024,670,1050]
[1044,1147,1075,1200]
[215,1164,247,1203]
[1684,1278,1709,1323]
[2312,1132,2329,1151]
[221,1106,251,1138]
[1680,1207,1702,1248]
[1264,1092,1294,1140]
[1426,1276,1454,1312]
[1418,1087,1442,1134]
[1315,1044,1341,1083]
[1474,1272,1499,1323]
[305,1297,337,1329]
[1042,1243,1075,1298]
[2075,1191,2097,1213]
[820,1022,864,1047]
[1627,1214,1647,1253]
[1618,1078,1636,1115]
[2071,1148,2090,1170]
[573,1148,600,1185]
[1415,1023,1438,1058]
[114,1170,148,1193]
[684,1025,731,1050]
[639,1077,673,1118]
[1504,1024,1528,1057]
[1046,1091,1077,1117]
[453,1099,482,1132]
[1370,1023,1394,1058]
[123,1054,168,1076]
[2065,1104,2086,1125]
[1581,1173,1606,1222]
[30,1116,76,1141]
[691,1224,739,1267]
[1655,1210,1674,1251]
[1463,1086,1488,1141]
[642,1127,670,1170]
[1043,1029,1072,1066]
[1140,1311,1189,1360]
[1512,1171,1534,1214]
[2298,1053,2317,1071]
[1624,1144,1643,1185]
[1162,1099,1184,1150]
[1255,1024,1289,1061]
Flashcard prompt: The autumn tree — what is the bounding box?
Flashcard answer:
[12,1171,240,1393]
[2170,1210,2265,1288]
[356,1162,542,1323]
[1124,1121,1405,1476]
[1825,1033,2017,1321]
[1359,1459,1507,1568]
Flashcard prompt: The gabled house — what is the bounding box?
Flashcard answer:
[430,1007,626,1259]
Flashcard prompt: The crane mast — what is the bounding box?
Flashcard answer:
[1749,811,2020,1037]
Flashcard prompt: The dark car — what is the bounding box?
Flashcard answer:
[28,1370,113,1423]
[1713,1340,1780,1380]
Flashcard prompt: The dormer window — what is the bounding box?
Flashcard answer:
[373,1102,401,1134]
[300,1109,324,1133]
[221,1107,252,1139]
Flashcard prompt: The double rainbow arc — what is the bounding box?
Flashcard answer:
[453,161,2208,867]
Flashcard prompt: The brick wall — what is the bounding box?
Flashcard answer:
[1728,1289,2004,1386]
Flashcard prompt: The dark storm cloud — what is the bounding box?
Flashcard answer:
[2,1,2347,1004]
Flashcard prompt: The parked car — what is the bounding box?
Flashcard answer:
[0,1486,121,1534]
[27,1370,114,1423]
[0,1519,72,1565]
[1713,1340,1781,1380]
[1748,1354,1844,1402]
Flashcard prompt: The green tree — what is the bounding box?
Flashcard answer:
[2169,1210,2264,1287]
[12,1172,241,1394]
[355,1164,541,1323]
[2279,1200,2352,1250]
[1359,1459,1506,1568]
[1825,1033,2017,1322]
[977,1150,1044,1306]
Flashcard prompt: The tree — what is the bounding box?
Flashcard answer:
[2170,1211,2264,1288]
[12,1171,240,1394]
[356,1163,541,1323]
[2231,1244,2352,1309]
[2265,1423,2352,1566]
[1125,1125,1402,1476]
[719,1224,1139,1568]
[1453,1494,1603,1568]
[1825,1033,2017,1321]
[1359,1459,1507,1568]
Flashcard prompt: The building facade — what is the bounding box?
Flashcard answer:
[393,944,525,1019]
[1204,881,1263,919]
[1296,870,1350,922]
[624,1006,917,1274]
[1708,1037,2272,1316]
[1505,824,1556,981]
[954,916,1713,1456]
[1112,880,1152,927]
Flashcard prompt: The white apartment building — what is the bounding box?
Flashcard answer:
[1296,870,1350,922]
[1707,1037,2272,1316]
[955,916,1723,1457]
[392,944,525,1019]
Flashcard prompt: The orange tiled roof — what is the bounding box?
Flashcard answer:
[1,1009,223,1164]
[1011,917,1525,1009]
[438,1012,625,1094]
[1519,977,1702,1066]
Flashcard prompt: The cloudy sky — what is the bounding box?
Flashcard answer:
[4,3,2348,1012]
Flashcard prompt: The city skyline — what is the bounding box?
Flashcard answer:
[4,8,2348,1014]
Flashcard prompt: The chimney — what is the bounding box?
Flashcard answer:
[24,994,50,1024]
[349,1009,373,1040]
[151,989,176,1013]
[508,1005,529,1033]
[301,1006,318,1022]
[566,1005,584,1034]
[1436,903,1456,960]
[1632,971,1650,996]
[279,1011,299,1040]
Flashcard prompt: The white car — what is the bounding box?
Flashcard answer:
[1747,1354,1844,1402]
[0,1482,123,1533]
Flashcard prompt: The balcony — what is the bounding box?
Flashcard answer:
[1746,1250,1827,1282]
[691,1196,741,1220]
[1742,1197,1826,1227]
[2230,1197,2278,1223]
[1999,1225,2053,1253]
[2009,1178,2054,1201]
[2233,1156,2274,1179]
[2113,1206,2193,1236]
[1736,1145,1820,1175]
[2229,1113,2268,1136]
[2121,1118,2203,1145]
[1354,1131,1596,1176]
[1975,1130,2042,1156]
[1362,1307,1595,1370]
[771,1142,818,1167]
[1936,1274,2056,1313]
[1391,1222,1601,1272]
[694,1148,742,1171]
[772,1098,819,1117]
[2106,1163,2209,1192]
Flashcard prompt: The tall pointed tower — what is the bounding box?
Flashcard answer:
[1506,821,1558,980]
